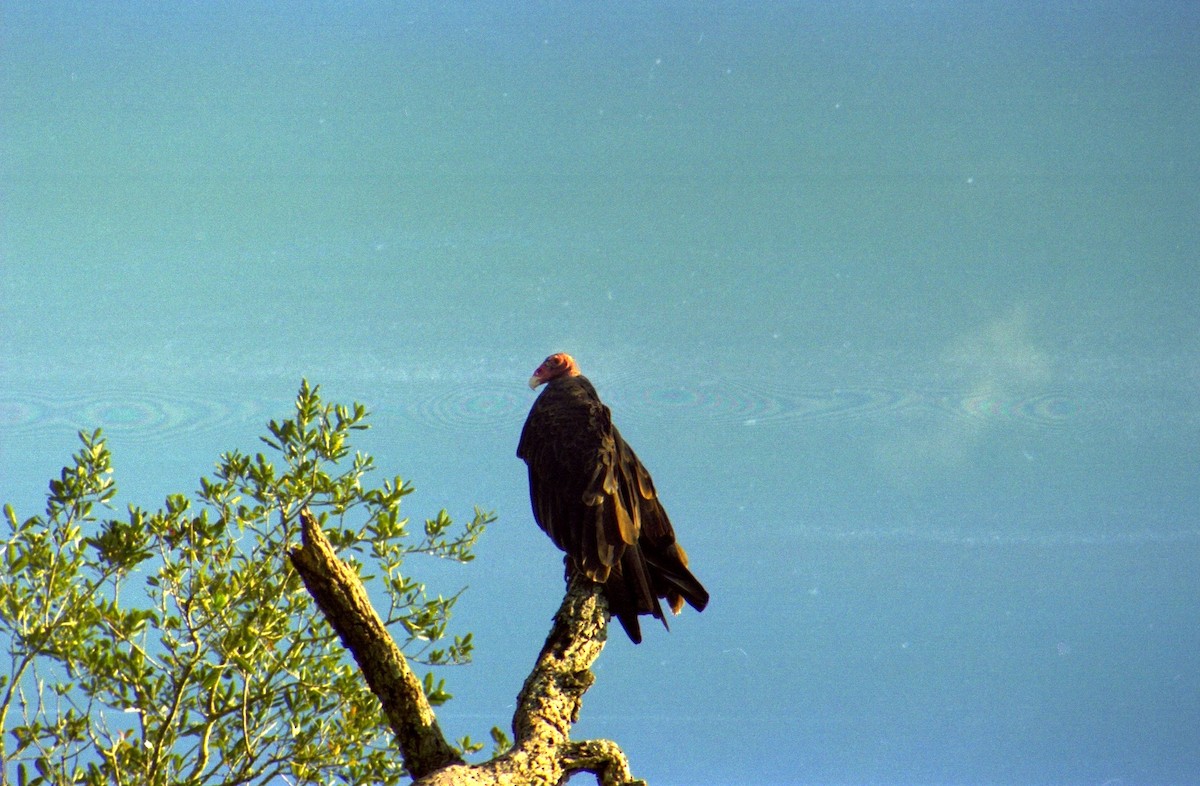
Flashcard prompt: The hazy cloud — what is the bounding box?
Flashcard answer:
[877,305,1052,487]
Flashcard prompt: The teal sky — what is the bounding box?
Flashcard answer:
[3,3,1199,784]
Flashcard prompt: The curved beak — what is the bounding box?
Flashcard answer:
[528,375,543,390]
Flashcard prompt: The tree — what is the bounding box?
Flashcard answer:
[1,382,647,785]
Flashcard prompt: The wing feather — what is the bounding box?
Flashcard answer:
[518,372,708,642]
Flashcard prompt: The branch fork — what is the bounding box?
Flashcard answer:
[289,508,646,785]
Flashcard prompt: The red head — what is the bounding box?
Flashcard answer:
[528,352,580,389]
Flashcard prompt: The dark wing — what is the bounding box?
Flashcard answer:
[517,376,637,580]
[518,375,708,643]
[612,430,709,616]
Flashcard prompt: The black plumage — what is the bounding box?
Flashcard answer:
[517,353,709,643]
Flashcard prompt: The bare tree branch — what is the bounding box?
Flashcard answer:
[560,739,647,786]
[292,507,644,785]
[412,574,645,786]
[288,508,463,779]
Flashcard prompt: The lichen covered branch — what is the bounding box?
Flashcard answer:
[288,508,463,779]
[292,507,643,785]
[412,574,643,786]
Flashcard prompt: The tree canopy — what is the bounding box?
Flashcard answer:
[1,382,490,785]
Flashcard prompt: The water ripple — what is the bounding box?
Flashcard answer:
[1,380,1089,440]
[616,381,1082,430]
[2,388,266,445]
[407,387,529,431]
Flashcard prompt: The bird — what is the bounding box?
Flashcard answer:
[517,352,709,643]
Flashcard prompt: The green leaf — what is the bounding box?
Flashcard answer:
[490,725,512,755]
[1,379,491,786]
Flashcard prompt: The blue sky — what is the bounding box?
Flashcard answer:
[3,3,1199,784]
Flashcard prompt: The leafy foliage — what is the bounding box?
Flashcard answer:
[0,381,494,786]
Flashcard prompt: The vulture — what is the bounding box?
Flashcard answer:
[517,352,709,643]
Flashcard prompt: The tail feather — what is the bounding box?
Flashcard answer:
[645,542,709,614]
[602,539,706,643]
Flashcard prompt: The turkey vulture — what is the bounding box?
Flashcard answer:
[517,352,709,643]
